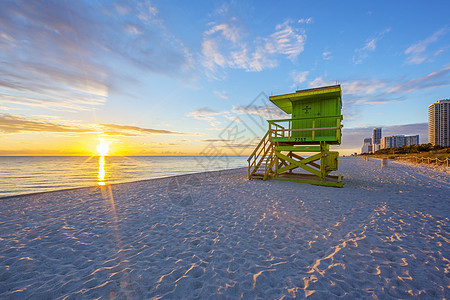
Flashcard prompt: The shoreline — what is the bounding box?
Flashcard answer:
[1,157,449,298]
[0,166,248,201]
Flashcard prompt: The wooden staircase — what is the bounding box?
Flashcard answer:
[248,131,275,180]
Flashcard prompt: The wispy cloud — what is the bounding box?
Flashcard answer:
[265,21,306,59]
[214,90,229,100]
[98,124,187,136]
[0,114,89,134]
[0,1,193,112]
[202,19,306,77]
[307,77,397,107]
[387,65,450,93]
[405,27,449,64]
[344,79,387,95]
[205,23,240,43]
[0,60,108,112]
[309,65,450,107]
[187,102,288,129]
[308,77,336,87]
[290,71,310,89]
[353,28,391,64]
[0,113,189,135]
[298,17,313,24]
[322,51,332,60]
[231,105,287,120]
[186,107,223,126]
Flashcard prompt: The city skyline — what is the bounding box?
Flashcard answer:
[1,1,449,156]
[360,126,422,153]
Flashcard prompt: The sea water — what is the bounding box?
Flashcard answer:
[0,156,247,198]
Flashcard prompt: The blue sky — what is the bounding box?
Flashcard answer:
[0,0,449,155]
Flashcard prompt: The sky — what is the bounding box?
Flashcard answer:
[0,0,449,156]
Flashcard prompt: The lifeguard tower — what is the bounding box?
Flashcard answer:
[247,85,344,187]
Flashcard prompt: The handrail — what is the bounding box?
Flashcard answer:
[247,131,269,162]
[267,116,342,142]
[273,127,340,132]
[271,123,284,129]
[268,115,343,123]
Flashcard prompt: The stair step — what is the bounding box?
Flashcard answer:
[251,173,264,177]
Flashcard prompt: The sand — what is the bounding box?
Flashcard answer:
[0,157,449,299]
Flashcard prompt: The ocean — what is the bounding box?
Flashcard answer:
[0,156,248,198]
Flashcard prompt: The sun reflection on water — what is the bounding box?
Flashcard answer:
[98,156,106,185]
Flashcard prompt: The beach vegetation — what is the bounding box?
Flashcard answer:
[363,144,450,160]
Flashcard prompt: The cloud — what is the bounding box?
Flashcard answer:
[0,92,105,112]
[0,60,108,112]
[405,27,448,64]
[114,3,131,15]
[353,28,390,64]
[98,124,187,136]
[309,66,449,127]
[265,21,306,59]
[0,114,88,134]
[309,77,336,87]
[187,101,289,130]
[202,39,227,72]
[307,77,399,109]
[214,90,228,100]
[125,23,143,35]
[309,65,449,107]
[298,17,313,24]
[0,113,189,136]
[343,79,387,96]
[290,71,309,89]
[200,139,225,143]
[0,1,193,112]
[387,65,450,94]
[205,24,240,43]
[231,105,287,120]
[322,51,332,60]
[186,107,223,126]
[201,19,306,76]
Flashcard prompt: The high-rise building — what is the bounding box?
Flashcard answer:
[372,128,382,145]
[405,135,419,146]
[372,128,382,152]
[381,135,419,149]
[381,136,392,149]
[428,99,450,147]
[361,138,372,154]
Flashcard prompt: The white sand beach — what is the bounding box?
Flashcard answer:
[0,157,449,299]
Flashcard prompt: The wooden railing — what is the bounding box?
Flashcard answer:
[247,131,273,178]
[396,156,450,167]
[267,115,342,142]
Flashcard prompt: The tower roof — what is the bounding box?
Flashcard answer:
[269,85,341,114]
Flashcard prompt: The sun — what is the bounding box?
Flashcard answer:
[96,137,110,156]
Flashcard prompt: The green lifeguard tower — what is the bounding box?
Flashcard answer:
[247,85,344,187]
